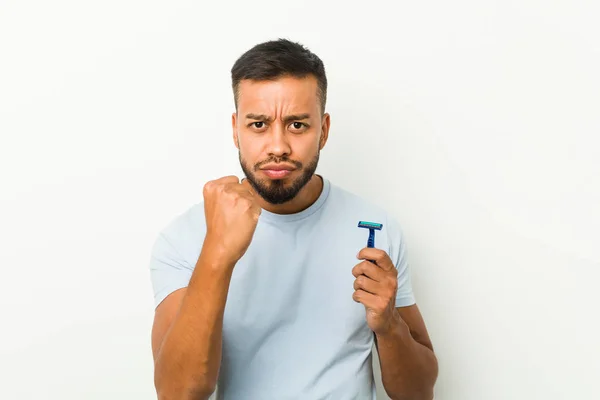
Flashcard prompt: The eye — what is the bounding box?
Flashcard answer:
[290,122,308,131]
[252,122,265,129]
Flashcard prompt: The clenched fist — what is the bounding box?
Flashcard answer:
[202,176,262,266]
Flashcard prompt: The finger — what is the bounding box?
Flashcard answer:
[351,261,385,281]
[357,247,396,272]
[216,175,241,184]
[204,176,239,195]
[240,177,257,195]
[223,182,245,194]
[352,289,380,309]
[353,274,382,295]
[224,178,254,196]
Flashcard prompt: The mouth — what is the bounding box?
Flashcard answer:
[259,163,297,179]
[261,169,293,179]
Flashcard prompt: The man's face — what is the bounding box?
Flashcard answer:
[232,75,329,204]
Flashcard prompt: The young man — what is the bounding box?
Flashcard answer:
[149,39,438,400]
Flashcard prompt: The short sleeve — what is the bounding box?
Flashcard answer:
[149,232,194,308]
[387,216,416,307]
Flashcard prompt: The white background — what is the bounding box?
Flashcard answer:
[1,1,598,399]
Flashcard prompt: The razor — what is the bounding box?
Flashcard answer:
[357,221,383,263]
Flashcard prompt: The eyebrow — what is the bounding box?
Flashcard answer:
[245,113,311,124]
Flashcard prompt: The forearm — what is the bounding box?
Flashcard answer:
[375,311,438,400]
[154,243,235,399]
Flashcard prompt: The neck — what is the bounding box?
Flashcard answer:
[257,174,323,215]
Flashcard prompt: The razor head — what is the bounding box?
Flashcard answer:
[357,221,383,230]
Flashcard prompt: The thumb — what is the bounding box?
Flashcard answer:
[240,177,255,195]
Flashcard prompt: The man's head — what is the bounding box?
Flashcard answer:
[231,39,330,205]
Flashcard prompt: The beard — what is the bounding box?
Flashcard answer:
[239,150,320,205]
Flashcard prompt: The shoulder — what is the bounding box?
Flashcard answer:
[159,201,205,238]
[327,180,386,213]
[326,179,406,250]
[151,201,207,259]
[328,180,403,232]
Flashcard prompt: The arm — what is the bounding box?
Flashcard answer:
[375,305,438,400]
[150,176,261,399]
[152,238,235,400]
[352,241,438,400]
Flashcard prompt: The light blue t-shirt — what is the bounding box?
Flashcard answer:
[149,175,416,399]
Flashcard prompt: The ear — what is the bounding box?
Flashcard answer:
[232,112,239,149]
[319,113,331,150]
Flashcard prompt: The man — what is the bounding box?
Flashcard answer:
[149,38,438,400]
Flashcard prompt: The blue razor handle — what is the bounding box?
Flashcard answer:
[357,221,383,263]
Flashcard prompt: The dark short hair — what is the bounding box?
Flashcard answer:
[231,38,328,115]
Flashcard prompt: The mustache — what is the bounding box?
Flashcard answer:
[255,158,303,170]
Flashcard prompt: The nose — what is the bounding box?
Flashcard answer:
[266,123,291,158]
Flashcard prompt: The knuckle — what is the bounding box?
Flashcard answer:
[385,288,395,300]
[241,197,255,210]
[203,180,214,193]
[221,175,238,184]
[388,276,398,289]
[217,185,229,197]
